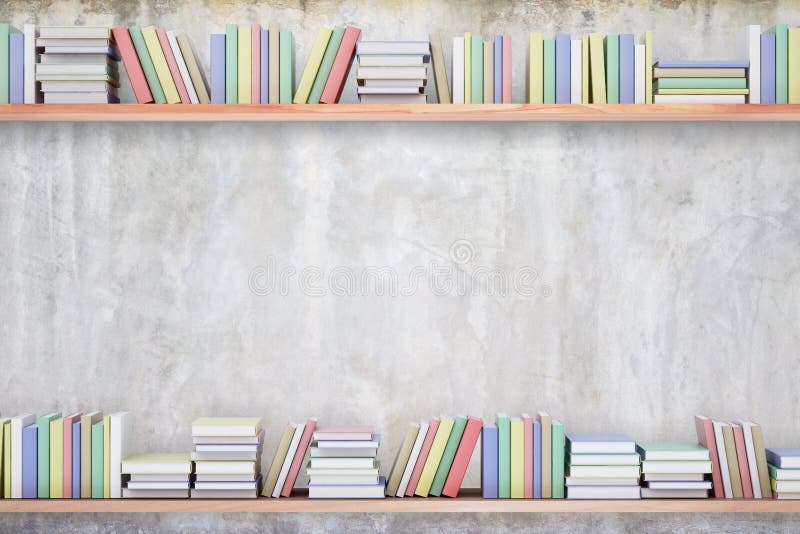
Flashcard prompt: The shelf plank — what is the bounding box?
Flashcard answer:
[2,104,800,122]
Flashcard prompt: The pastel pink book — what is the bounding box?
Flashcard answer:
[523,414,533,498]
[156,27,190,103]
[320,26,361,104]
[313,425,373,440]
[694,415,723,498]
[502,35,511,103]
[62,413,81,498]
[251,24,261,104]
[732,423,754,498]
[405,417,440,496]
[111,26,153,104]
[280,418,317,497]
[442,416,482,498]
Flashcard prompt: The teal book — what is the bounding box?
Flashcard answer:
[604,35,619,103]
[129,26,166,104]
[767,25,789,104]
[308,26,345,104]
[0,24,20,103]
[91,421,104,498]
[225,24,238,104]
[496,414,511,498]
[36,412,60,498]
[551,421,565,499]
[430,415,468,496]
[470,35,483,104]
[279,31,294,103]
[655,77,747,89]
[543,38,556,104]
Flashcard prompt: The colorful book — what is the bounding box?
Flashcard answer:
[510,417,524,498]
[320,25,360,104]
[470,35,483,104]
[269,23,280,103]
[528,33,543,103]
[22,424,37,499]
[11,414,35,498]
[431,416,467,496]
[50,417,64,498]
[129,25,166,104]
[279,31,294,104]
[397,421,430,497]
[483,39,493,103]
[502,35,511,103]
[37,412,60,498]
[405,418,439,496]
[588,33,606,103]
[80,412,101,498]
[210,33,226,103]
[452,36,464,103]
[293,27,332,104]
[721,424,743,498]
[464,32,471,104]
[619,34,635,103]
[430,32,450,104]
[156,28,190,103]
[91,421,103,498]
[656,88,749,95]
[251,24,261,104]
[605,34,619,103]
[142,26,180,104]
[385,423,419,497]
[581,35,589,103]
[71,421,80,498]
[262,424,296,497]
[260,28,269,103]
[738,24,761,103]
[522,414,533,499]
[23,24,37,103]
[538,412,552,498]
[493,35,502,104]
[167,30,197,103]
[555,33,571,104]
[309,26,344,104]
[767,449,800,468]
[9,32,24,103]
[533,420,542,498]
[102,414,110,498]
[0,24,20,103]
[767,25,788,103]
[225,23,238,103]
[414,417,453,497]
[655,78,747,89]
[762,33,776,104]
[481,425,498,498]
[62,413,81,498]
[496,413,511,498]
[543,38,555,104]
[551,421,565,499]
[237,24,251,103]
[112,26,153,103]
[732,424,753,498]
[280,417,316,497]
[571,39,582,103]
[442,416,481,498]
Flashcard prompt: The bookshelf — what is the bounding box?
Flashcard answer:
[2,104,800,122]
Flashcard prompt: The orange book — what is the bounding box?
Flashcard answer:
[156,27,190,103]
[442,416,482,497]
[405,417,440,497]
[732,423,754,498]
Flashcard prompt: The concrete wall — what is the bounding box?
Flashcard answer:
[2,1,800,531]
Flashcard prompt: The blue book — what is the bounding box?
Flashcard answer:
[555,33,571,104]
[210,34,226,104]
[761,33,776,104]
[543,38,555,104]
[481,425,498,498]
[493,35,502,104]
[766,448,800,468]
[72,421,80,498]
[656,60,750,69]
[22,424,37,498]
[619,34,635,103]
[260,29,269,103]
[9,32,24,104]
[533,421,542,499]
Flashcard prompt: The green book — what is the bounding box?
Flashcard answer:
[225,24,238,104]
[655,77,747,89]
[429,415,468,496]
[308,26,345,104]
[543,38,556,104]
[129,26,166,104]
[91,421,104,498]
[769,463,800,480]
[604,34,620,103]
[551,421,565,499]
[279,31,295,104]
[36,412,60,498]
[470,35,483,104]
[0,24,20,103]
[496,414,511,498]
[767,25,789,104]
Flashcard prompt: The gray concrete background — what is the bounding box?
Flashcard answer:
[2,0,800,531]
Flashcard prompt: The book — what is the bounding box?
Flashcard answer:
[36,413,60,499]
[405,417,439,496]
[197,443,262,452]
[502,34,511,103]
[111,27,152,103]
[543,38,555,104]
[109,412,132,498]
[452,37,464,103]
[385,423,419,496]
[493,35,502,104]
[643,473,706,482]
[358,55,424,66]
[496,413,511,498]
[721,423,743,498]
[71,421,80,499]
[397,421,429,497]
[40,81,116,93]
[156,28,190,103]
[193,477,261,490]
[0,24,20,103]
[732,423,753,497]
[260,28,268,103]
[262,424,298,497]
[528,33,543,103]
[464,32,472,102]
[766,449,800,468]
[62,413,81,498]
[735,421,762,498]
[313,426,373,441]
[357,66,427,80]
[567,434,637,454]
[656,88,749,95]
[2,421,9,498]
[566,465,641,478]
[309,26,344,104]
[309,474,378,486]
[225,24,238,103]
[142,26,179,104]
[280,417,317,497]
[23,24,38,103]
[771,480,800,492]
[210,33,225,103]
[22,424,37,499]
[192,430,265,445]
[176,33,210,103]
[309,457,376,470]
[357,40,431,56]
[129,26,165,103]
[39,26,110,39]
[571,39,582,104]
[358,93,426,104]
[306,466,380,477]
[637,442,710,461]
[655,60,750,68]
[768,464,800,480]
[619,34,635,103]
[711,420,732,498]
[523,414,533,499]
[653,94,746,103]
[103,415,110,498]
[309,477,386,499]
[567,486,640,499]
[481,425,498,499]
[483,39,493,104]
[431,416,467,496]
[121,453,192,474]
[293,27,332,104]
[251,24,261,104]
[745,422,772,498]
[551,421,565,499]
[279,31,294,104]
[738,24,761,103]
[588,33,606,103]
[10,414,35,498]
[9,32,23,103]
[319,25,359,104]
[567,476,640,486]
[272,423,304,497]
[790,28,800,102]
[555,33,571,104]
[538,412,552,498]
[766,25,788,103]
[640,460,713,474]
[510,417,524,498]
[640,488,707,499]
[581,35,589,103]
[167,30,198,103]
[269,23,279,103]
[654,78,747,89]
[653,67,746,77]
[605,34,619,103]
[762,33,776,104]
[127,481,191,490]
[195,461,260,475]
[91,421,103,498]
[645,481,712,490]
[125,488,189,498]
[191,417,261,437]
[567,453,640,465]
[533,420,542,498]
[430,32,450,104]
[357,86,423,95]
[414,417,454,497]
[50,417,64,498]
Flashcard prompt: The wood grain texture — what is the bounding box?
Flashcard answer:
[2,104,800,122]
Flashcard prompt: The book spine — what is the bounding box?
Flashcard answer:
[22,425,37,499]
[739,24,761,103]
[442,417,482,498]
[129,26,166,104]
[543,38,555,103]
[605,34,619,103]
[644,31,653,103]
[464,33,471,103]
[9,32,24,103]
[50,419,63,498]
[481,426,498,498]
[761,33,776,104]
[430,416,467,496]
[497,416,510,498]
[540,415,552,498]
[722,424,743,498]
[112,26,153,103]
[319,26,360,104]
[225,24,238,103]
[750,425,772,498]
[523,416,533,499]
[619,34,635,103]
[23,24,37,103]
[430,32,450,104]
[279,31,294,104]
[528,33,543,103]
[103,415,110,498]
[3,422,10,498]
[237,25,251,103]
[142,26,180,104]
[551,422,565,499]
[510,419,524,498]
[63,418,73,498]
[210,34,226,104]
[471,35,483,104]
[555,33,570,104]
[72,422,80,499]
[91,422,103,498]
[493,35,502,103]
[769,25,788,103]
[732,425,754,498]
[634,43,645,104]
[452,37,464,104]
[533,421,542,498]
[483,39,493,104]
[589,33,606,103]
[167,30,198,103]
[695,417,723,498]
[0,24,13,103]
[260,29,269,104]
[570,39,582,103]
[309,26,344,104]
[269,23,280,103]
[293,27,332,104]
[502,35,511,103]
[156,28,189,104]
[251,24,261,104]
[37,416,51,498]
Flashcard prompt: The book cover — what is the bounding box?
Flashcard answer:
[309,26,344,104]
[533,420,542,498]
[581,35,589,103]
[112,26,153,103]
[762,33,777,104]
[619,34,635,103]
[71,421,80,499]
[634,43,645,103]
[605,34,619,103]
[522,414,533,499]
[109,412,131,498]
[483,39,493,103]
[528,33,543,103]
[9,32,24,103]
[766,448,800,468]
[481,425,498,498]
[721,424,743,498]
[23,24,38,103]
[103,415,110,498]
[319,26,360,104]
[142,26,180,104]
[405,418,439,496]
[385,423,419,496]
[225,23,238,103]
[269,23,280,103]
[442,416,482,498]
[470,35,483,104]
[430,32,450,104]
[496,414,511,498]
[0,24,20,103]
[2,421,9,498]
[397,421,430,497]
[551,421,565,499]
[22,424,37,498]
[167,30,198,103]
[555,33,571,104]
[280,417,317,497]
[62,413,81,498]
[260,28,269,103]
[251,24,261,104]
[262,424,296,497]
[767,25,788,103]
[452,36,464,103]
[464,32,471,103]
[748,423,772,498]
[210,33,226,103]
[493,35,502,104]
[279,31,295,104]
[738,24,761,103]
[538,412,552,498]
[588,33,606,103]
[37,413,60,498]
[510,418,524,498]
[10,414,35,498]
[91,421,103,498]
[237,25,251,103]
[156,28,190,103]
[731,424,754,498]
[430,416,467,496]
[293,27,332,104]
[129,25,166,103]
[414,417,454,497]
[80,412,101,498]
[50,418,64,498]
[571,39,582,104]
[502,35,512,103]
[543,38,555,104]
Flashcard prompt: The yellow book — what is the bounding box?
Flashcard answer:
[644,31,653,104]
[2,421,10,499]
[789,28,800,103]
[581,35,589,104]
[49,419,63,498]
[238,25,252,103]
[510,418,524,498]
[464,33,471,103]
[483,40,493,103]
[103,415,111,498]
[141,26,180,104]
[528,33,543,103]
[293,27,332,104]
[414,417,454,497]
[588,33,606,103]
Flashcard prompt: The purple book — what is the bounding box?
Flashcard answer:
[481,425,498,498]
[555,33,571,104]
[761,33,776,104]
[260,29,269,103]
[619,34,635,103]
[9,32,24,104]
[493,35,502,104]
[22,424,37,498]
[72,421,80,498]
[656,60,750,68]
[533,421,542,499]
[210,33,226,104]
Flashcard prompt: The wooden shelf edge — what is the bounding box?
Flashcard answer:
[2,103,800,122]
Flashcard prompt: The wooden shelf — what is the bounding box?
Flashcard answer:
[2,103,800,122]
[0,490,797,512]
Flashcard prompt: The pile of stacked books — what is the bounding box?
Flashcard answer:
[0,23,38,103]
[35,26,121,104]
[652,60,750,104]
[766,449,800,499]
[482,413,563,499]
[190,417,263,498]
[262,418,317,498]
[565,434,641,499]
[452,33,511,103]
[307,425,384,498]
[355,40,430,104]
[638,443,713,498]
[121,453,192,498]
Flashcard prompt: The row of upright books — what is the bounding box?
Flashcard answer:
[451,34,513,104]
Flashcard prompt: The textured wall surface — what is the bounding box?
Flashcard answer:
[2,0,800,532]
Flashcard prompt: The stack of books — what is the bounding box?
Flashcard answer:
[452,33,512,103]
[35,26,121,103]
[121,453,192,498]
[355,40,430,104]
[262,418,317,497]
[565,434,641,499]
[652,60,750,104]
[766,449,800,499]
[0,23,38,103]
[190,417,263,498]
[307,426,384,498]
[638,443,713,498]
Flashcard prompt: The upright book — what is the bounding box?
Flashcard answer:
[481,425,498,499]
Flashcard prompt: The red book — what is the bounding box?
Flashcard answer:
[62,412,81,498]
[522,413,533,498]
[156,27,190,103]
[442,416,482,498]
[694,415,723,498]
[319,25,360,104]
[405,417,440,496]
[502,35,511,103]
[251,24,261,104]
[732,423,754,498]
[111,26,154,104]
[280,417,317,497]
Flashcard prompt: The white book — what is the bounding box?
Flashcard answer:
[121,453,192,475]
[43,46,116,55]
[567,486,641,499]
[357,66,428,80]
[39,26,111,39]
[773,481,800,492]
[362,79,426,88]
[37,64,115,75]
[40,54,111,64]
[397,421,429,496]
[129,474,191,482]
[567,453,640,465]
[712,420,733,498]
[193,430,264,445]
[10,414,35,498]
[359,55,426,66]
[195,444,261,452]
[125,481,191,490]
[196,474,258,482]
[570,39,582,103]
[191,417,262,437]
[309,457,375,469]
[641,488,708,499]
[643,473,705,482]
[272,423,304,498]
[191,488,259,498]
[357,41,431,57]
[358,94,426,104]
[123,488,189,498]
[774,493,800,500]
[44,92,119,104]
[567,435,636,454]
[308,477,386,499]
[191,450,259,461]
[193,480,260,490]
[41,81,117,94]
[646,481,713,490]
[306,465,381,477]
[737,24,761,103]
[736,420,762,498]
[194,461,258,475]
[167,30,199,104]
[357,87,423,95]
[634,43,645,104]
[452,37,465,103]
[310,447,378,458]
[566,465,641,478]
[641,460,712,474]
[565,477,639,486]
[653,94,746,104]
[38,38,112,47]
[23,24,38,103]
[309,474,380,486]
[314,437,380,449]
[110,412,132,499]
